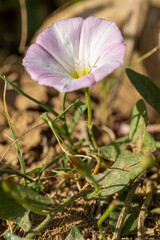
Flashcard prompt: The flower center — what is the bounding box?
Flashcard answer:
[72,61,91,79]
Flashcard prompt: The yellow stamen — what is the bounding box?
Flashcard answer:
[72,61,91,79]
[72,68,91,79]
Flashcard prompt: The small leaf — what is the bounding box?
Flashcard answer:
[109,191,141,236]
[65,226,84,240]
[0,179,31,232]
[126,69,160,114]
[2,178,54,215]
[151,208,160,214]
[129,100,156,154]
[129,99,148,141]
[26,168,42,175]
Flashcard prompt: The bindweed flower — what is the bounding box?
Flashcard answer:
[23,17,126,92]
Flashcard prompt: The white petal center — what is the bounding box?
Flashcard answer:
[72,57,99,79]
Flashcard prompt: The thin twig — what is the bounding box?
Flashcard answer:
[137,183,153,239]
[19,0,28,53]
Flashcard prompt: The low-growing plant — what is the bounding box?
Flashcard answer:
[0,16,159,240]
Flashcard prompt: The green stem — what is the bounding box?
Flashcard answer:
[98,202,118,240]
[25,189,91,239]
[0,169,34,183]
[62,92,67,125]
[84,175,100,200]
[84,88,98,150]
[3,85,26,184]
[10,129,26,180]
[62,92,72,146]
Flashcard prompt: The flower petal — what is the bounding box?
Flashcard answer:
[36,18,84,76]
[91,43,126,82]
[23,17,126,92]
[79,17,124,70]
[22,43,95,92]
[22,43,70,78]
[38,73,95,93]
[62,74,95,92]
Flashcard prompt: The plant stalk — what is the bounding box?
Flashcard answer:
[62,92,72,146]
[84,88,98,150]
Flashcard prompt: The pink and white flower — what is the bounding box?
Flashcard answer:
[23,17,126,92]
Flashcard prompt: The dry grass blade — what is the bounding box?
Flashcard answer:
[137,183,154,238]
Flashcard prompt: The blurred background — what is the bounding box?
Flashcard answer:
[0,0,71,57]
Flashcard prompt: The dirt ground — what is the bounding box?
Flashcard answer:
[0,0,160,239]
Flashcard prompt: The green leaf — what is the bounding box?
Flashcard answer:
[5,232,28,240]
[100,137,131,162]
[68,101,87,133]
[2,178,54,215]
[97,154,143,204]
[151,208,160,214]
[25,168,42,175]
[126,68,160,114]
[99,100,156,204]
[0,179,31,232]
[109,191,141,236]
[100,100,156,162]
[65,226,84,240]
